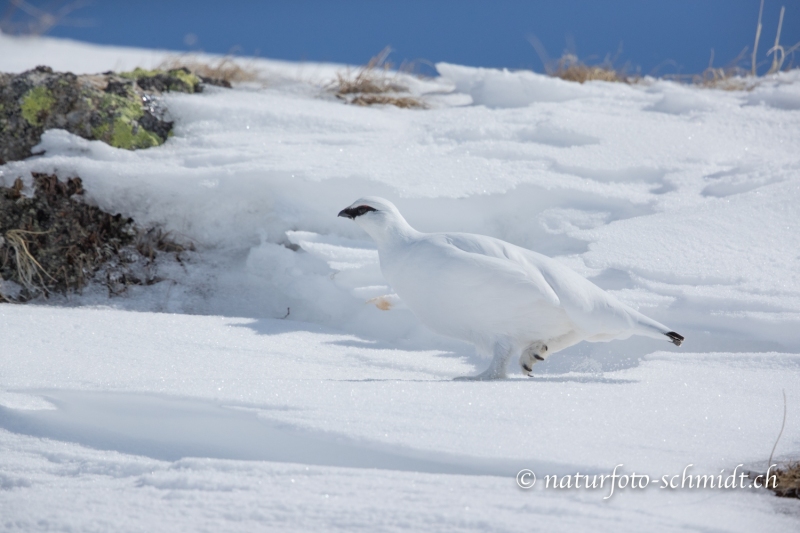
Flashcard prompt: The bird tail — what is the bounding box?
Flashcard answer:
[665,331,684,346]
[629,310,684,346]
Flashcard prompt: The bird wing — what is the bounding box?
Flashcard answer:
[441,232,671,340]
[439,233,561,308]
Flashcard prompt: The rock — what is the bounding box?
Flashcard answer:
[120,66,201,94]
[0,65,219,164]
[199,75,232,89]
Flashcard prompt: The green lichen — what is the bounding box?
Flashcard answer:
[119,67,159,79]
[90,92,162,149]
[170,69,201,92]
[99,93,143,121]
[92,118,161,149]
[21,86,56,126]
[118,67,200,93]
[3,68,184,162]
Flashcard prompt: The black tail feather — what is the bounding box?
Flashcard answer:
[666,331,684,346]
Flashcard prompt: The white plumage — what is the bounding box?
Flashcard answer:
[339,197,684,380]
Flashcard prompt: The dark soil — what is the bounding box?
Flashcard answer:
[0,173,189,302]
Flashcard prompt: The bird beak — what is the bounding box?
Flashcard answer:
[338,207,355,219]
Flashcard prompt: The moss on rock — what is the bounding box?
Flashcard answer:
[20,86,56,126]
[93,117,162,150]
[88,92,160,149]
[118,67,160,79]
[120,67,202,94]
[0,65,223,164]
[171,68,202,91]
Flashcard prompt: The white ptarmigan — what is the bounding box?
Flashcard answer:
[339,197,684,380]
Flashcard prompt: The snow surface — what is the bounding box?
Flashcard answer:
[1,33,799,531]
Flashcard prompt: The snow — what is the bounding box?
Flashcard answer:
[1,305,798,530]
[1,33,800,530]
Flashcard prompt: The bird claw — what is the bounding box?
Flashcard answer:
[520,342,549,376]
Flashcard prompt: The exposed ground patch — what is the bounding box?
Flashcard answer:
[0,173,190,302]
[330,48,426,109]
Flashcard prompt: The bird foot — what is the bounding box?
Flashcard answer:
[520,342,549,376]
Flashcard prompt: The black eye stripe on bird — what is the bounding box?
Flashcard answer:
[337,205,377,219]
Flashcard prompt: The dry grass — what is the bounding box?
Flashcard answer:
[350,94,426,109]
[528,35,634,85]
[549,53,631,84]
[692,68,752,91]
[662,49,755,91]
[529,4,800,92]
[333,47,408,94]
[544,46,795,91]
[158,56,260,85]
[692,47,757,90]
[673,2,799,90]
[331,47,425,109]
[3,229,55,294]
[135,227,188,260]
[772,463,800,498]
[751,463,800,499]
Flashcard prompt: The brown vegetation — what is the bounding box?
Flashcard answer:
[0,173,189,302]
[331,47,426,109]
[662,49,755,91]
[549,54,631,84]
[771,462,800,498]
[158,56,260,86]
[751,463,800,499]
[350,94,425,109]
[528,2,798,90]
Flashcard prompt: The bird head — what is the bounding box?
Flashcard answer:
[338,197,414,243]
